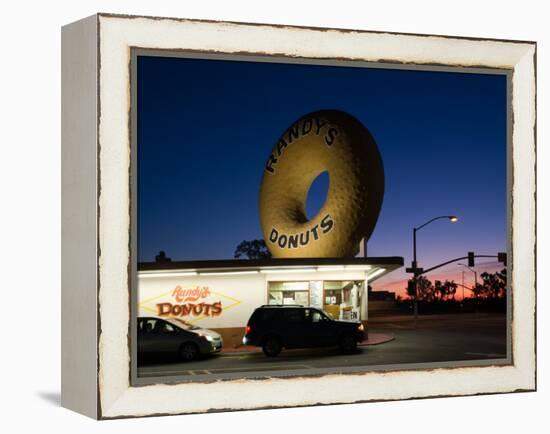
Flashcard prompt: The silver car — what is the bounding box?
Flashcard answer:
[138,317,222,361]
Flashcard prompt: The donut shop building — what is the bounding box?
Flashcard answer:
[138,257,403,348]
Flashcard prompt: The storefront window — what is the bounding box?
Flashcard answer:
[268,281,309,305]
[266,280,363,321]
[323,281,363,320]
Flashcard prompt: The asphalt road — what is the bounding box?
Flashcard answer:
[137,313,507,379]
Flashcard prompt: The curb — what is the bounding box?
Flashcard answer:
[220,333,394,355]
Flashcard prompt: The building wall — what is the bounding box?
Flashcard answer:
[138,270,370,348]
[138,273,267,329]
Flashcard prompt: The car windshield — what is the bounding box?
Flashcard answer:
[305,308,332,322]
[318,309,332,320]
[313,309,331,322]
[167,318,201,330]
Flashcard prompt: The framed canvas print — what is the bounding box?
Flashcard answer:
[61,13,536,419]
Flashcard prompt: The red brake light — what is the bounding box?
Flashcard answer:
[245,325,251,334]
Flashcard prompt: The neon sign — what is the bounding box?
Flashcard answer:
[156,285,222,317]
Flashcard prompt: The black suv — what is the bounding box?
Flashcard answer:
[242,305,365,357]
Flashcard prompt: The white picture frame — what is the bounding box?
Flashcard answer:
[61,13,536,419]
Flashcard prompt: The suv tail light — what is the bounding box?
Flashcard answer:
[245,325,251,334]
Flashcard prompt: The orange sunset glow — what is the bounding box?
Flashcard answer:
[371,261,505,300]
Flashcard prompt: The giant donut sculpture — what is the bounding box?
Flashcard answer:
[259,110,384,258]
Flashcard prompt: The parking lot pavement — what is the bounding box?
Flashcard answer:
[137,313,507,379]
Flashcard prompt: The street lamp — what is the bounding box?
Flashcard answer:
[413,216,458,269]
[411,215,458,321]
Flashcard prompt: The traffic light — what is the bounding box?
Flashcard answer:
[468,251,475,267]
[498,252,507,265]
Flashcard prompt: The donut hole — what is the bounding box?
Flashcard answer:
[305,171,329,221]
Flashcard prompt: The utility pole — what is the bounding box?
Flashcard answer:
[459,262,478,313]
[462,270,465,303]
[413,227,419,321]
[407,215,458,325]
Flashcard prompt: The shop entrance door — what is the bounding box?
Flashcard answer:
[323,281,363,321]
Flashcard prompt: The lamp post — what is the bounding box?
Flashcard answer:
[458,262,478,295]
[461,270,465,302]
[411,215,458,322]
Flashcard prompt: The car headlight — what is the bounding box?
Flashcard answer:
[358,324,364,332]
[198,333,214,342]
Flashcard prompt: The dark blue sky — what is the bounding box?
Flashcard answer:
[137,55,507,276]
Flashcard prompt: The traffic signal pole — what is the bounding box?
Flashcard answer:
[407,252,506,306]
[413,227,418,324]
[420,254,501,276]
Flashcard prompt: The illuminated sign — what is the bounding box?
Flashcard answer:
[171,285,210,302]
[156,285,222,317]
[157,301,222,317]
[259,110,384,258]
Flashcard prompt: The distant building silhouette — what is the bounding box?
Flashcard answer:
[368,290,396,301]
[368,290,398,317]
[155,250,172,263]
